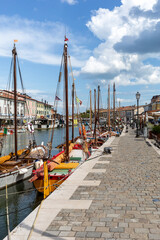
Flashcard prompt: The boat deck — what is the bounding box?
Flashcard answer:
[49,169,74,175]
[69,149,84,161]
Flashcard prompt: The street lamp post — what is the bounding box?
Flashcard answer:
[136,92,140,137]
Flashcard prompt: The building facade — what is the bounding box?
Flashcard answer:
[23,95,37,120]
[99,106,136,123]
[0,90,53,125]
[44,101,52,119]
[0,90,25,119]
[36,101,45,119]
[151,95,160,110]
[118,106,135,122]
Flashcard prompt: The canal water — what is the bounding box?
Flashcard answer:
[0,127,79,240]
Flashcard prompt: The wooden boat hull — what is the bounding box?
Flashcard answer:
[33,172,71,193]
[0,145,47,189]
[0,164,33,190]
[31,144,89,196]
[33,163,79,194]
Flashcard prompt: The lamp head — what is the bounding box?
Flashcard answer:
[136,92,140,100]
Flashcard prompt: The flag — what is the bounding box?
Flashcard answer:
[55,95,61,101]
[64,36,69,42]
[14,40,18,42]
[76,96,82,105]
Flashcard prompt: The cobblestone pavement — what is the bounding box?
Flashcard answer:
[45,128,160,240]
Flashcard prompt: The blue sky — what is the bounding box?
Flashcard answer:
[0,0,160,113]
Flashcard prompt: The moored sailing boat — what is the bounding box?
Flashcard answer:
[0,42,47,189]
[86,87,106,151]
[30,37,89,198]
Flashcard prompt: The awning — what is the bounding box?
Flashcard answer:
[152,111,160,116]
[148,116,154,119]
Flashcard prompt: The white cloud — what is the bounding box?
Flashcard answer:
[121,0,157,11]
[80,0,160,86]
[117,98,135,103]
[25,89,56,106]
[26,89,44,95]
[61,0,78,5]
[86,83,91,89]
[0,15,87,68]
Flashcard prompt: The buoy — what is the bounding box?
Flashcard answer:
[28,123,34,133]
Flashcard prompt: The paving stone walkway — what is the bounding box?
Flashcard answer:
[44,127,160,240]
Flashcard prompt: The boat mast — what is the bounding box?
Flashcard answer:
[94,89,97,145]
[64,37,69,162]
[118,100,120,129]
[72,79,75,143]
[98,85,100,130]
[113,82,116,129]
[108,84,110,132]
[12,44,18,160]
[68,55,75,143]
[90,90,92,131]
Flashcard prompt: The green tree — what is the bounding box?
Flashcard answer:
[152,125,160,134]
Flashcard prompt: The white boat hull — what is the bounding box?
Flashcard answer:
[0,164,33,190]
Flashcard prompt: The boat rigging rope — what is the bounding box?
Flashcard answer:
[4,50,39,153]
[48,54,64,158]
[17,57,25,92]
[86,93,90,113]
[7,59,13,91]
[27,199,44,240]
[17,55,39,149]
[0,57,14,154]
[68,53,82,130]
